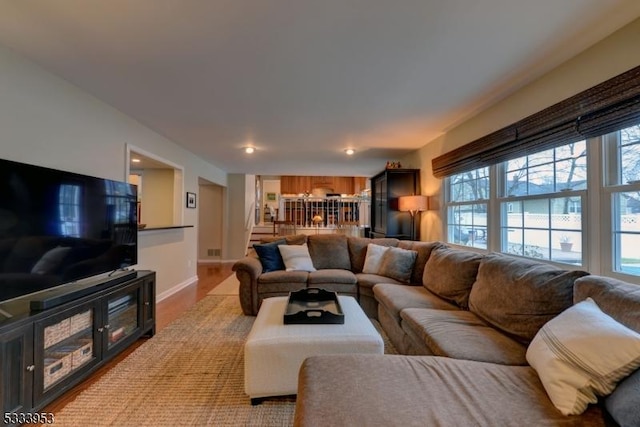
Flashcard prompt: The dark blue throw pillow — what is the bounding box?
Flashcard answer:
[605,368,640,427]
[253,239,286,273]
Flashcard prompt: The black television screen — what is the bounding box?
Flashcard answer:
[0,158,138,303]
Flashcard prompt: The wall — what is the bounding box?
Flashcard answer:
[0,43,228,300]
[198,182,224,262]
[404,17,640,242]
[140,169,175,227]
[226,174,256,260]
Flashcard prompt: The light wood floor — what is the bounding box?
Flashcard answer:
[44,262,236,415]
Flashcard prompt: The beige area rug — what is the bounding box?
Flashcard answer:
[208,273,240,296]
[54,295,397,426]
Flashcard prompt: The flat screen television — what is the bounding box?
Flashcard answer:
[0,158,138,304]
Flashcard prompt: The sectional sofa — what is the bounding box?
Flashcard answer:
[233,234,640,426]
[232,234,442,318]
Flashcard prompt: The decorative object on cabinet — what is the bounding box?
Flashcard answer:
[385,161,402,169]
[398,195,429,241]
[370,169,420,239]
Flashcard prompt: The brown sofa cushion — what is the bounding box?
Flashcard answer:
[422,247,482,308]
[307,234,351,270]
[295,355,605,427]
[468,253,589,343]
[347,237,399,273]
[373,283,457,323]
[378,247,417,283]
[401,308,528,365]
[574,275,640,332]
[398,240,446,284]
[260,234,307,245]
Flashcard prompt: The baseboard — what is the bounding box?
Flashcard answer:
[156,275,198,303]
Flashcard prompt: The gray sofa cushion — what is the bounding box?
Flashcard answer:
[257,270,308,298]
[468,253,589,343]
[373,283,457,323]
[307,234,351,270]
[400,308,528,365]
[295,354,606,427]
[605,368,640,427]
[422,247,482,308]
[308,269,357,294]
[355,274,402,300]
[260,234,307,245]
[574,275,640,332]
[397,240,445,284]
[347,237,399,273]
[378,247,417,283]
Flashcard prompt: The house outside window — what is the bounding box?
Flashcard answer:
[499,141,586,264]
[605,124,640,276]
[445,167,488,248]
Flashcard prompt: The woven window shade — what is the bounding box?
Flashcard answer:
[432,64,640,178]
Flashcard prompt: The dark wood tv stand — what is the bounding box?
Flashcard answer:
[0,271,155,426]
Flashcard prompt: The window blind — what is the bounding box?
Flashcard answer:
[432,64,640,178]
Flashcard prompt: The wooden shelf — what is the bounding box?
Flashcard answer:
[138,225,194,232]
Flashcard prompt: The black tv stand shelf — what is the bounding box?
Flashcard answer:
[0,271,155,425]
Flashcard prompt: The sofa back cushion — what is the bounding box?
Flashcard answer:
[260,234,307,245]
[573,275,640,332]
[347,237,399,273]
[468,253,588,343]
[422,247,482,308]
[398,241,447,284]
[307,234,351,270]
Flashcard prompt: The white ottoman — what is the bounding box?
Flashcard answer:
[244,295,384,403]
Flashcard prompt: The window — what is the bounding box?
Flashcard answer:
[446,167,488,248]
[499,141,586,264]
[606,124,640,276]
[59,184,81,237]
[438,65,640,279]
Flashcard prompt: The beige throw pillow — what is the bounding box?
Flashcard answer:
[278,244,316,272]
[526,298,640,416]
[362,243,390,274]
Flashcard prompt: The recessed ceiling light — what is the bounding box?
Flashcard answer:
[131,158,141,163]
[244,147,255,154]
[345,148,355,155]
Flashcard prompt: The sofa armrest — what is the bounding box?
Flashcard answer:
[232,257,263,315]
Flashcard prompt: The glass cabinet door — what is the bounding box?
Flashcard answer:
[104,286,141,351]
[39,305,96,394]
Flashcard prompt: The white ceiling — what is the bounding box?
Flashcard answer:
[1,1,639,177]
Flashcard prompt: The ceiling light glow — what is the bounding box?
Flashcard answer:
[345,148,355,155]
[131,158,141,163]
[244,147,255,154]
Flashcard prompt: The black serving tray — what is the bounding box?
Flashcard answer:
[284,288,344,324]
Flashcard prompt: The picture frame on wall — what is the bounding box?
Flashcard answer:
[186,192,197,208]
[266,192,277,201]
